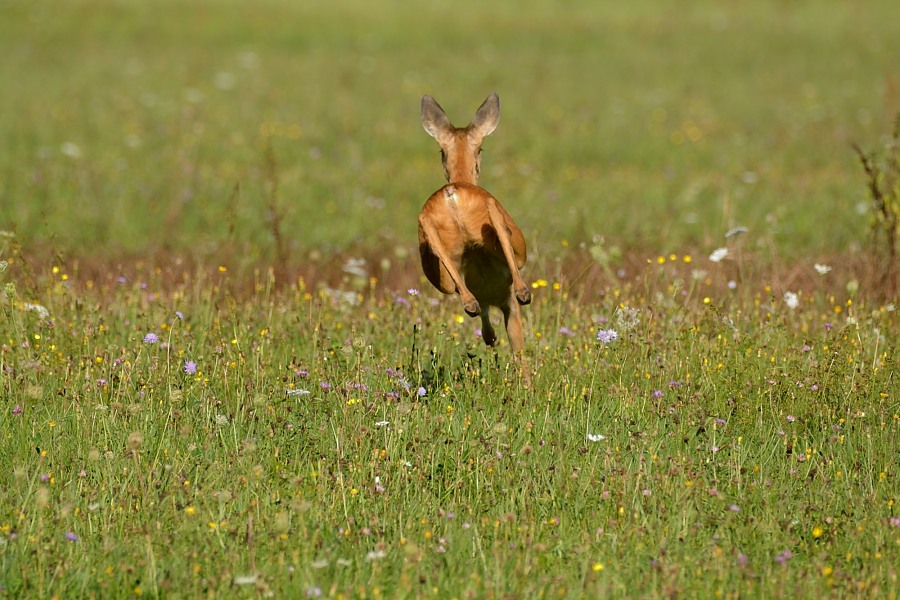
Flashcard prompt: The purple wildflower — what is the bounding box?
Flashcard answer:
[786,415,796,423]
[597,329,619,344]
[12,404,22,416]
[184,360,197,375]
[143,333,159,344]
[558,326,574,336]
[652,389,664,399]
[774,550,793,565]
[65,532,79,542]
[417,387,427,397]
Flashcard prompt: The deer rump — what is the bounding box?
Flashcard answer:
[418,182,527,309]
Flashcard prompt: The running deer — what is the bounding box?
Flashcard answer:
[417,93,531,364]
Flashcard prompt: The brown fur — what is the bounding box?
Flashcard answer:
[418,94,531,364]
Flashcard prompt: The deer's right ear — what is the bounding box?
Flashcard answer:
[421,95,452,139]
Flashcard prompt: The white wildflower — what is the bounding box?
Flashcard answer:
[813,264,832,276]
[709,247,729,263]
[586,434,606,442]
[783,291,800,310]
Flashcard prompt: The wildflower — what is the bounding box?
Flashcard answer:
[737,553,749,568]
[652,390,664,399]
[342,257,367,277]
[812,526,824,538]
[407,288,419,296]
[143,333,159,344]
[287,389,311,396]
[614,306,640,330]
[709,247,729,262]
[814,264,832,276]
[60,142,82,159]
[127,432,144,450]
[727,504,740,512]
[725,226,748,238]
[774,550,793,565]
[184,360,197,375]
[416,387,427,397]
[12,404,22,416]
[365,549,386,562]
[23,302,50,319]
[889,517,900,528]
[592,562,605,572]
[597,329,619,344]
[306,588,323,598]
[558,326,574,336]
[786,415,796,423]
[586,434,606,442]
[783,291,800,310]
[375,421,390,427]
[214,414,229,426]
[65,531,79,542]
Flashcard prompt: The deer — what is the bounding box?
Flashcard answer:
[417,93,532,372]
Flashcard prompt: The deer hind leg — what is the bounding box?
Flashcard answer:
[480,309,498,347]
[502,301,532,386]
[486,200,532,306]
[418,215,481,316]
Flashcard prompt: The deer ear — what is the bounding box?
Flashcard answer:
[421,95,452,140]
[470,93,500,138]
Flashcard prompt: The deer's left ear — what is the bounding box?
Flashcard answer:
[470,93,500,138]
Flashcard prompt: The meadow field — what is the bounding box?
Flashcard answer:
[1,0,899,597]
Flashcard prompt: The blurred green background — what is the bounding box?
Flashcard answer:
[1,0,898,272]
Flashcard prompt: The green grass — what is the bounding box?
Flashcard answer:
[2,0,899,265]
[1,0,899,597]
[1,253,898,598]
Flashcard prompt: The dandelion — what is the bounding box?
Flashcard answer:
[709,247,729,262]
[126,431,144,450]
[783,291,800,310]
[143,333,159,344]
[597,329,619,344]
[184,360,197,375]
[814,264,832,276]
[592,562,605,572]
[812,526,824,538]
[587,433,606,442]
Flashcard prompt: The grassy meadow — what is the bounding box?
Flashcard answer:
[1,0,899,598]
